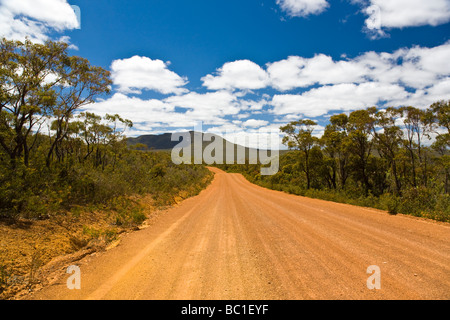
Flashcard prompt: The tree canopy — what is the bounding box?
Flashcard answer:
[0,38,111,167]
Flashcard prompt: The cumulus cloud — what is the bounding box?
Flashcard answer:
[276,0,329,17]
[267,54,368,91]
[0,0,79,42]
[164,90,241,122]
[83,88,275,138]
[388,77,450,108]
[111,56,189,95]
[359,0,450,38]
[83,93,182,127]
[84,90,247,134]
[372,0,450,28]
[206,124,282,150]
[355,42,450,89]
[88,42,450,137]
[242,119,269,128]
[201,60,270,91]
[267,41,450,91]
[271,82,409,117]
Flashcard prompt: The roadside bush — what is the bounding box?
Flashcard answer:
[109,197,146,227]
[400,187,436,217]
[379,193,401,215]
[0,149,213,220]
[217,157,450,223]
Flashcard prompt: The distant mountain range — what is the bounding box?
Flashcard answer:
[126,131,280,164]
[127,132,182,151]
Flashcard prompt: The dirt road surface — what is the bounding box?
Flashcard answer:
[30,168,450,300]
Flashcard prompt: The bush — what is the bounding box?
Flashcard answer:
[109,197,146,227]
[400,187,436,216]
[0,149,213,220]
[379,193,401,215]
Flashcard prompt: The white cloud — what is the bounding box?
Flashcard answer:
[206,125,282,150]
[201,60,270,91]
[356,42,450,89]
[111,56,188,95]
[83,93,182,126]
[267,42,450,92]
[1,0,79,30]
[428,77,450,99]
[388,77,450,108]
[84,90,250,134]
[276,0,329,17]
[254,41,450,118]
[267,54,368,91]
[89,42,450,137]
[0,8,43,43]
[238,98,269,111]
[0,0,79,42]
[242,119,269,128]
[165,90,241,123]
[361,0,450,36]
[271,82,409,117]
[58,35,79,50]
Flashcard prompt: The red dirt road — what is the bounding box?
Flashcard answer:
[30,167,450,300]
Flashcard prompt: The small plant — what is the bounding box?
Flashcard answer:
[0,263,10,294]
[82,225,101,239]
[27,248,43,288]
[70,205,83,218]
[378,193,402,214]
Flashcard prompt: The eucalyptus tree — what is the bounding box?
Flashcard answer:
[0,38,111,168]
[321,113,350,189]
[280,119,318,189]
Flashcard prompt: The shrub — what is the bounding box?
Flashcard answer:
[378,193,401,214]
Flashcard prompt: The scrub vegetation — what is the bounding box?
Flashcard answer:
[219,101,450,222]
[0,39,212,299]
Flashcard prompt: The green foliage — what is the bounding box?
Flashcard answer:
[0,38,111,168]
[108,197,146,227]
[0,145,212,219]
[217,102,450,223]
[0,39,213,220]
[379,193,401,215]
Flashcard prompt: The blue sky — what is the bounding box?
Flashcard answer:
[1,0,450,144]
[66,0,449,70]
